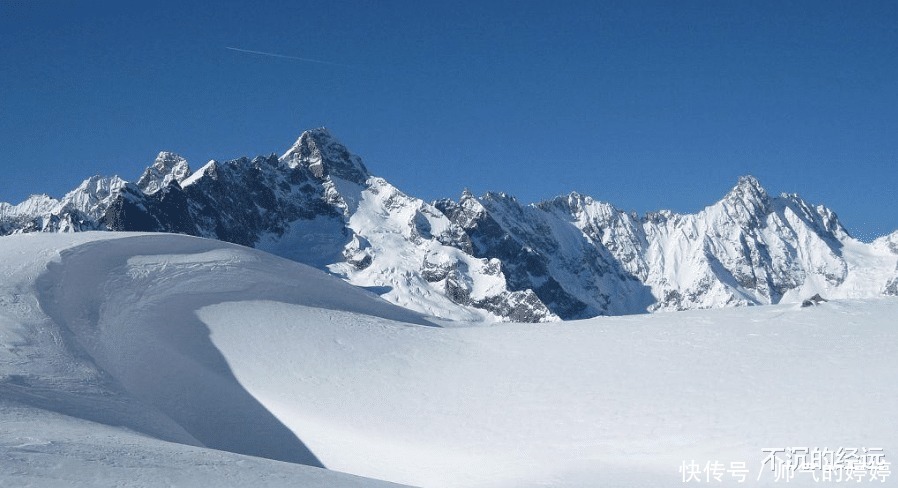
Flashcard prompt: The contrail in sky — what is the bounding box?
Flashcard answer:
[225,46,351,68]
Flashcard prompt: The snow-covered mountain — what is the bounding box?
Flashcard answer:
[2,129,895,321]
[437,175,898,317]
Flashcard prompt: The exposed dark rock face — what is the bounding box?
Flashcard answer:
[2,128,895,322]
[801,293,829,307]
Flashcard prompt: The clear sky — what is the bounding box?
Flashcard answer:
[1,1,896,240]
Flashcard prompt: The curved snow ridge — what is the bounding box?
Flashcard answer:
[33,233,434,459]
[1,232,418,487]
[2,232,433,485]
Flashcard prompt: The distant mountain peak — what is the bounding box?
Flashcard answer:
[737,174,762,187]
[561,191,601,209]
[1,130,895,322]
[709,174,772,225]
[70,174,128,197]
[729,174,768,201]
[137,152,191,195]
[280,127,369,184]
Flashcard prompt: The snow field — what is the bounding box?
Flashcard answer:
[1,232,895,487]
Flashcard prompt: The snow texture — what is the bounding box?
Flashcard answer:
[1,232,896,487]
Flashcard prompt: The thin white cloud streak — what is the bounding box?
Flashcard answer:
[225,46,351,68]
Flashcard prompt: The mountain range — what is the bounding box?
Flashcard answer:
[2,128,896,322]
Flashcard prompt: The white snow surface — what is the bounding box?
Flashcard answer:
[322,176,551,323]
[0,232,414,487]
[1,231,896,487]
[501,176,898,314]
[0,175,130,233]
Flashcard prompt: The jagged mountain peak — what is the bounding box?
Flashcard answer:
[481,191,518,205]
[156,151,187,164]
[280,127,369,184]
[537,191,608,212]
[69,174,128,196]
[1,130,895,323]
[726,175,769,203]
[705,174,772,226]
[535,192,587,217]
[566,190,591,202]
[737,174,763,188]
[0,194,58,219]
[180,160,217,187]
[455,188,484,213]
[550,191,593,206]
[54,174,131,225]
[643,208,680,224]
[777,192,849,240]
[137,152,191,195]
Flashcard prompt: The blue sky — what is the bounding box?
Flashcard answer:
[1,1,896,240]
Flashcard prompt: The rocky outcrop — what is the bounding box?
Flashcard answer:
[2,128,895,322]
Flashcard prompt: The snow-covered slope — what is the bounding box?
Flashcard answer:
[438,176,898,317]
[0,232,416,487]
[2,232,895,487]
[1,129,895,322]
[0,176,128,234]
[436,191,656,319]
